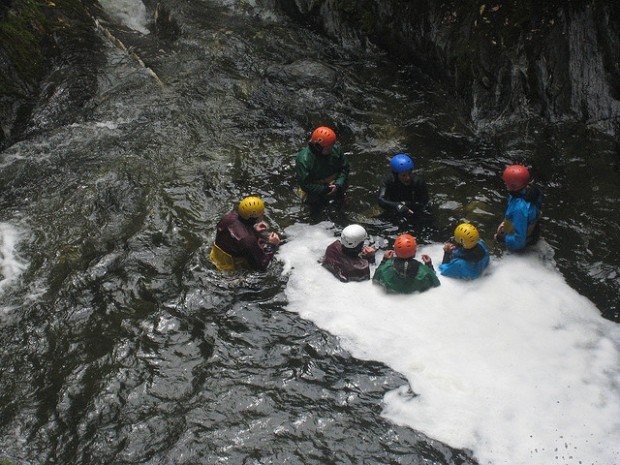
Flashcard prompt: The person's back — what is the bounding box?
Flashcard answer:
[322,225,375,282]
[373,256,440,293]
[503,186,543,250]
[439,223,490,280]
[372,233,440,294]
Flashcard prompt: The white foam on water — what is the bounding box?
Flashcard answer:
[0,223,28,294]
[98,0,150,34]
[279,222,620,465]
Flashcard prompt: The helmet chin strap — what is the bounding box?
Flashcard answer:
[343,243,363,257]
[309,142,323,155]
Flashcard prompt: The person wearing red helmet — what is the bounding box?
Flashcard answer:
[372,233,440,293]
[494,164,543,251]
[295,126,350,209]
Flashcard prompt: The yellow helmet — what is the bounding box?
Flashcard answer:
[238,196,265,220]
[454,223,479,249]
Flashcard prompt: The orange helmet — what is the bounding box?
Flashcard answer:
[394,234,417,259]
[309,126,336,149]
[502,164,530,192]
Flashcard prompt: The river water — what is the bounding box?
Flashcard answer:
[0,1,619,464]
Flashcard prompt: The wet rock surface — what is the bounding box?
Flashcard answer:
[0,0,101,150]
[268,0,620,134]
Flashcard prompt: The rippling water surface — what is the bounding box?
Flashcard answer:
[0,1,618,464]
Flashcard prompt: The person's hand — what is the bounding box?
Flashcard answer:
[421,254,432,265]
[384,250,395,259]
[327,184,339,197]
[397,202,414,216]
[361,246,376,258]
[267,232,280,246]
[443,242,456,252]
[254,221,269,232]
[494,222,505,241]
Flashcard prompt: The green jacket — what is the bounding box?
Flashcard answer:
[295,145,350,196]
[373,258,440,294]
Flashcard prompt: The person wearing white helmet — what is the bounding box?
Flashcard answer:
[321,224,376,282]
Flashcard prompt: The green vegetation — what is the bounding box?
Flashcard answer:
[0,0,91,96]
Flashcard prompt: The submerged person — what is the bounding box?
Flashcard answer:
[439,223,490,280]
[210,196,281,271]
[372,233,440,293]
[494,164,543,251]
[322,224,376,282]
[378,153,429,219]
[295,126,350,209]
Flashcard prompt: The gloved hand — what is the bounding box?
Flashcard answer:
[397,202,414,215]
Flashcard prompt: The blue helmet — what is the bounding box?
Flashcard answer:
[390,153,414,173]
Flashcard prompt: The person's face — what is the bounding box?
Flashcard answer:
[397,171,412,185]
[321,144,334,155]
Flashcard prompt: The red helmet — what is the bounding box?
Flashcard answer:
[394,234,417,259]
[502,164,530,191]
[309,126,336,148]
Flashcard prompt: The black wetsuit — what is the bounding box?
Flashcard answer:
[378,173,429,215]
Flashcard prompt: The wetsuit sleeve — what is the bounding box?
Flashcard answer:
[334,147,350,187]
[505,202,529,251]
[439,259,469,278]
[322,261,349,282]
[240,236,276,270]
[296,150,329,196]
[411,177,429,210]
[378,176,402,212]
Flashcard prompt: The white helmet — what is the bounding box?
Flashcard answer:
[340,224,367,249]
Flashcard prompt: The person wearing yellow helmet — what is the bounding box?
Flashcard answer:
[439,223,490,280]
[210,196,281,271]
[295,126,350,210]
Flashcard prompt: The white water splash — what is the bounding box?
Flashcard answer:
[98,0,150,34]
[0,223,28,294]
[280,222,620,465]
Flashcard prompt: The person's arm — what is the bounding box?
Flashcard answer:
[441,241,457,264]
[421,254,434,270]
[411,177,430,210]
[296,151,329,196]
[241,236,276,270]
[439,258,468,278]
[378,176,407,213]
[333,146,350,188]
[505,203,529,251]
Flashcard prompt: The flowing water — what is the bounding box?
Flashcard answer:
[0,1,619,464]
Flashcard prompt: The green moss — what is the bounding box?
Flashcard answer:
[0,0,91,94]
[0,1,48,87]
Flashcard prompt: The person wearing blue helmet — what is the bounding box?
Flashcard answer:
[378,153,429,218]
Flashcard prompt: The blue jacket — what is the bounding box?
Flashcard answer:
[439,240,490,280]
[503,187,543,251]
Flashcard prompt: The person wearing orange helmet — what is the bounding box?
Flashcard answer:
[494,164,543,251]
[210,196,281,271]
[295,126,350,209]
[372,233,440,293]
